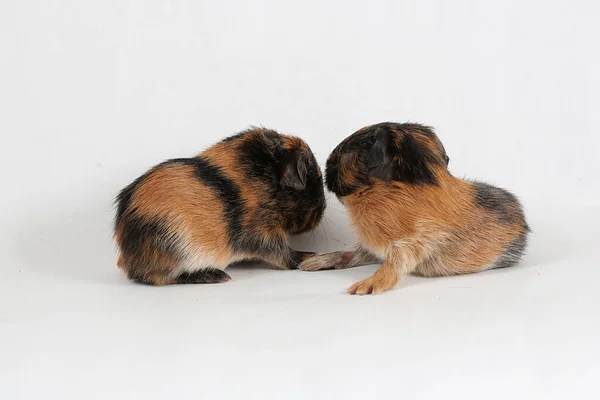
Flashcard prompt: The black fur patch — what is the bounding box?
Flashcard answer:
[126,271,160,285]
[219,132,245,143]
[176,157,247,249]
[119,215,182,260]
[473,181,520,224]
[392,133,438,185]
[176,268,231,284]
[237,133,280,181]
[367,127,394,182]
[243,204,291,256]
[324,157,343,194]
[293,202,325,234]
[115,173,148,223]
[325,152,370,197]
[492,231,529,269]
[281,184,325,233]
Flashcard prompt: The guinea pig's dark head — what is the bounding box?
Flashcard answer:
[233,128,326,234]
[275,135,326,234]
[325,122,450,200]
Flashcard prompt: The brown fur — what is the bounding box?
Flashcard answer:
[114,128,326,285]
[300,122,529,295]
[132,164,233,266]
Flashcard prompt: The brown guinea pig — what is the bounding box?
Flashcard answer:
[114,127,326,285]
[299,122,529,295]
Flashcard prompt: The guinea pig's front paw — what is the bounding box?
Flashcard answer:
[348,273,397,295]
[298,254,336,271]
[287,250,317,269]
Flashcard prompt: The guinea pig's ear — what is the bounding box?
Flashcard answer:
[368,128,438,185]
[367,128,396,181]
[280,149,308,190]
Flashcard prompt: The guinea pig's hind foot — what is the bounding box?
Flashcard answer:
[175,268,231,284]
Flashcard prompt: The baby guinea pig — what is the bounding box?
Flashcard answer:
[299,122,529,295]
[114,127,326,285]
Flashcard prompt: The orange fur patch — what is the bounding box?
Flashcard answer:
[128,163,232,266]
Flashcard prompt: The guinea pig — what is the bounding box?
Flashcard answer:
[114,127,326,285]
[299,122,529,295]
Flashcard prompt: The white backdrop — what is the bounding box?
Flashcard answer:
[2,1,599,399]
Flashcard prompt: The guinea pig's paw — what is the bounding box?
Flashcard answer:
[175,268,231,284]
[348,273,396,295]
[298,254,336,271]
[288,251,317,269]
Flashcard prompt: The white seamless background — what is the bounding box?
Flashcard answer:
[1,1,599,399]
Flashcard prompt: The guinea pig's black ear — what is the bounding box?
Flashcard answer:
[367,128,395,181]
[280,149,308,190]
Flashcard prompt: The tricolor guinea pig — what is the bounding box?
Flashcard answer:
[114,127,325,285]
[300,122,529,295]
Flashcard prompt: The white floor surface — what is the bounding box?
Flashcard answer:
[2,1,599,398]
[2,199,599,399]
